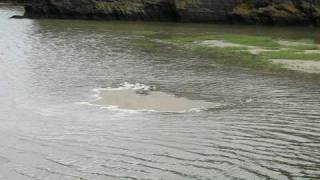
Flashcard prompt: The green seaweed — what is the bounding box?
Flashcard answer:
[128,26,319,72]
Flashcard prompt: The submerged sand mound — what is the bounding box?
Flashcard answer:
[88,83,218,112]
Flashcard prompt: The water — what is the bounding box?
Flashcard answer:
[0,5,320,180]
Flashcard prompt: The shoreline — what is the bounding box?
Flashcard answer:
[4,3,319,75]
[22,0,320,26]
[18,15,320,27]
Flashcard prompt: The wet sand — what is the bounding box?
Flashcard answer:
[94,89,217,112]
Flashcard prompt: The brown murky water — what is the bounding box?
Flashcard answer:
[0,5,320,180]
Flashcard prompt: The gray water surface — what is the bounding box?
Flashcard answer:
[0,6,320,180]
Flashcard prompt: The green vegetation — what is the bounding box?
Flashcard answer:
[130,30,320,72]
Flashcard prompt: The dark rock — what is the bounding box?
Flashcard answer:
[10,15,25,18]
[24,0,320,25]
[24,0,177,21]
[229,0,320,25]
[175,0,239,23]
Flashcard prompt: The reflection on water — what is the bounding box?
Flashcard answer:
[0,5,320,180]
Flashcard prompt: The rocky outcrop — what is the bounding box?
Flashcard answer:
[24,0,177,21]
[175,0,239,22]
[24,0,320,25]
[0,0,26,4]
[230,0,320,25]
[176,0,320,25]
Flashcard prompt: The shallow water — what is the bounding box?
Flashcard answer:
[0,5,320,180]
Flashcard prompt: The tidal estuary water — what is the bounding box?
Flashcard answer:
[1,5,320,180]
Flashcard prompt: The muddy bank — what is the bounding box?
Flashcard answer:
[23,0,320,25]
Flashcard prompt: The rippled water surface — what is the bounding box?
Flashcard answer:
[0,5,320,180]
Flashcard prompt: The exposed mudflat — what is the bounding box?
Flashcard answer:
[271,59,320,74]
[195,38,320,73]
[304,50,320,54]
[200,40,244,48]
[277,40,314,47]
[199,40,279,55]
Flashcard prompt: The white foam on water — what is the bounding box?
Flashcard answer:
[102,82,152,91]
